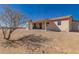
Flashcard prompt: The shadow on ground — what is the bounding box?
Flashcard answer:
[1,34,50,53]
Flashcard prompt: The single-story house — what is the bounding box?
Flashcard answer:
[26,16,79,32]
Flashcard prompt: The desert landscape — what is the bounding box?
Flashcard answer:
[0,29,79,54]
[1,4,79,54]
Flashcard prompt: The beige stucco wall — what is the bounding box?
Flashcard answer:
[42,22,46,30]
[46,20,70,32]
[26,21,33,30]
[26,22,29,30]
[36,23,40,29]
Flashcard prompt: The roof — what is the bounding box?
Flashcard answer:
[32,15,72,23]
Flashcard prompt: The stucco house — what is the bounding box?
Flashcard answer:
[26,16,79,32]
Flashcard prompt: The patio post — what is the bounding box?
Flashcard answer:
[45,21,47,31]
[29,22,33,30]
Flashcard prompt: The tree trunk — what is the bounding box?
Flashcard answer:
[3,30,12,40]
[6,32,11,40]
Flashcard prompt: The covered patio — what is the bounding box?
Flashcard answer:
[32,19,50,31]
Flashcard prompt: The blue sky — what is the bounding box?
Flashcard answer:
[0,4,79,21]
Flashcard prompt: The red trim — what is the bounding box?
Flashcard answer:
[32,16,71,23]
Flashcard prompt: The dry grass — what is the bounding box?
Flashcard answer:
[0,29,79,54]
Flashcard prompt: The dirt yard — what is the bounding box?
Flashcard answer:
[0,29,79,54]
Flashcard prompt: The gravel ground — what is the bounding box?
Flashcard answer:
[0,29,79,54]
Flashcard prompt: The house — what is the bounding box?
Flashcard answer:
[26,15,79,32]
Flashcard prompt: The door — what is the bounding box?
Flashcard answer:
[33,23,37,29]
[39,23,42,29]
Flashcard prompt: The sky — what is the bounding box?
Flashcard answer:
[0,4,79,21]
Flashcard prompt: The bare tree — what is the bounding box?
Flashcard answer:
[0,7,28,41]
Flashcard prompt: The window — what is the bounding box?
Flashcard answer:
[46,22,49,26]
[58,21,61,25]
[46,22,49,24]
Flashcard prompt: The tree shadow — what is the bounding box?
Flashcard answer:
[17,34,48,46]
[1,34,49,53]
[17,34,49,53]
